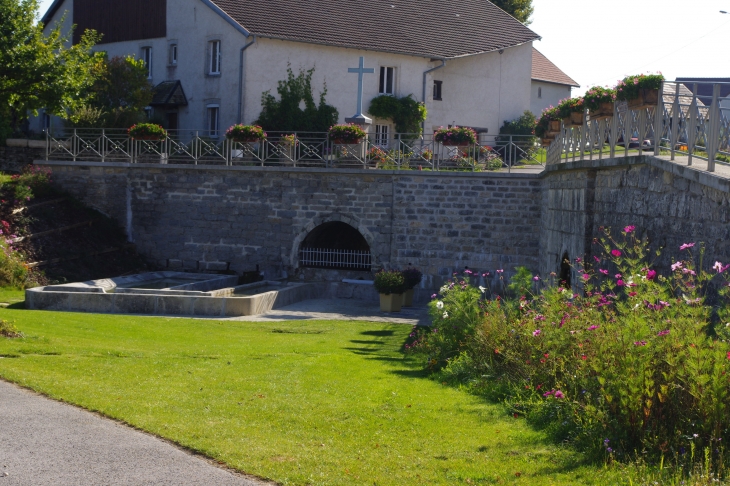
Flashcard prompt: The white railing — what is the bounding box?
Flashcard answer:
[44,129,544,172]
[298,247,372,270]
[546,81,730,172]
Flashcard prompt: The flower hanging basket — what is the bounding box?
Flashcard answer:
[128,123,167,141]
[328,124,367,144]
[434,126,477,146]
[627,89,660,110]
[226,125,267,143]
[548,120,561,132]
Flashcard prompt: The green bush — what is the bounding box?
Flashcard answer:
[409,227,730,473]
[367,95,427,135]
[0,319,22,338]
[401,267,423,289]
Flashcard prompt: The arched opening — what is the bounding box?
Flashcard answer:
[559,252,572,289]
[298,222,371,271]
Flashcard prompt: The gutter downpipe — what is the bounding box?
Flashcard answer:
[421,60,446,133]
[237,36,256,124]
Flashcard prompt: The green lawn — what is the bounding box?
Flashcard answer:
[0,287,26,304]
[0,309,623,485]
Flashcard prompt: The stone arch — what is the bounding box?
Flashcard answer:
[289,213,378,270]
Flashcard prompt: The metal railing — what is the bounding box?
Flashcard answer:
[44,129,544,172]
[546,81,730,172]
[298,247,372,270]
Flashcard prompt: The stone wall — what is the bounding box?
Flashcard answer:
[39,161,543,292]
[0,146,44,173]
[541,156,730,281]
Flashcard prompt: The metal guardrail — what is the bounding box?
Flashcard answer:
[298,247,372,270]
[44,129,544,173]
[546,81,730,172]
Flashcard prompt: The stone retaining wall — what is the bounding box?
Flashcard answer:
[39,162,543,291]
[0,146,44,173]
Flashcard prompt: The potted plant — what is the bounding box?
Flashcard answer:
[584,86,616,120]
[128,123,167,141]
[400,267,422,307]
[556,97,585,127]
[328,124,367,144]
[226,124,267,143]
[434,126,477,146]
[374,270,406,312]
[615,73,664,110]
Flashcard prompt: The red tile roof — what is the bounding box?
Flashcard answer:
[209,0,540,59]
[531,48,579,87]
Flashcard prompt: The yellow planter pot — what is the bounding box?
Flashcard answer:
[402,289,414,307]
[379,293,402,312]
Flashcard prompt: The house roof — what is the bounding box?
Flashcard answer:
[207,0,541,59]
[150,81,188,107]
[41,0,65,25]
[676,77,730,104]
[531,48,579,87]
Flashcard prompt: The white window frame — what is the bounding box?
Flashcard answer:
[141,46,152,79]
[169,43,178,66]
[375,124,390,148]
[208,40,221,75]
[379,66,395,95]
[206,104,220,138]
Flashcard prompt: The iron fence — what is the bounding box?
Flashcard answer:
[298,247,371,270]
[546,81,730,171]
[44,129,543,172]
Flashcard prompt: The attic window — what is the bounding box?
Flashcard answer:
[538,86,542,99]
[433,80,443,101]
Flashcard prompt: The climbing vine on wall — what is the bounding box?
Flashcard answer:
[367,95,427,135]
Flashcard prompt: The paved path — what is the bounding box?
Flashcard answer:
[228,298,430,326]
[0,380,267,486]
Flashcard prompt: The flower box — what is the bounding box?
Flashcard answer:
[128,123,167,141]
[589,101,615,120]
[328,124,367,145]
[434,126,477,146]
[562,112,584,128]
[226,125,266,143]
[331,138,363,145]
[627,89,659,110]
[541,137,555,146]
[549,120,561,132]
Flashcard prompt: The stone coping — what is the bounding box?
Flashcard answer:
[544,154,730,194]
[34,159,542,179]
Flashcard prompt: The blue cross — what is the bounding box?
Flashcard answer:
[348,57,374,118]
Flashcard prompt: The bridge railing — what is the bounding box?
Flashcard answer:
[44,129,543,173]
[546,81,730,172]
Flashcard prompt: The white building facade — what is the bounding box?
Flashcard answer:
[41,0,540,141]
[530,48,579,117]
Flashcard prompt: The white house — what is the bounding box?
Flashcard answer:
[530,48,579,117]
[40,0,540,142]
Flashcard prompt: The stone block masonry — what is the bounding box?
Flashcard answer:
[38,162,543,291]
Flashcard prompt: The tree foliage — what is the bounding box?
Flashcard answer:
[70,55,153,128]
[255,66,338,133]
[0,0,102,138]
[367,95,427,135]
[490,0,534,24]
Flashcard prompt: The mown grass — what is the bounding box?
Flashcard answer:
[0,287,25,304]
[0,309,628,485]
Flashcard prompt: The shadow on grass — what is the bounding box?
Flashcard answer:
[4,302,25,310]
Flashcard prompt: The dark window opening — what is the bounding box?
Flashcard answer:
[299,222,371,270]
[560,252,571,289]
[433,80,443,100]
[379,67,394,95]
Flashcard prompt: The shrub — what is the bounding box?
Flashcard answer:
[128,123,167,140]
[409,227,730,471]
[226,124,267,142]
[535,106,560,138]
[583,86,617,112]
[615,73,665,102]
[327,124,367,144]
[0,239,30,288]
[367,94,427,135]
[9,165,52,202]
[434,126,477,146]
[0,319,22,338]
[373,270,406,295]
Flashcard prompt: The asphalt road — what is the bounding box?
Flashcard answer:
[0,380,267,486]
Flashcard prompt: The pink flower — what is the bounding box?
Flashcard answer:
[679,243,695,251]
[611,249,622,258]
[543,390,555,397]
[646,270,657,280]
[629,291,637,297]
[587,325,599,331]
[533,275,540,281]
[616,280,625,287]
[582,273,590,281]
[593,256,600,262]
[599,269,609,275]
[623,225,635,233]
[657,329,670,337]
[554,390,565,399]
[634,340,647,346]
[533,329,542,337]
[671,261,683,272]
